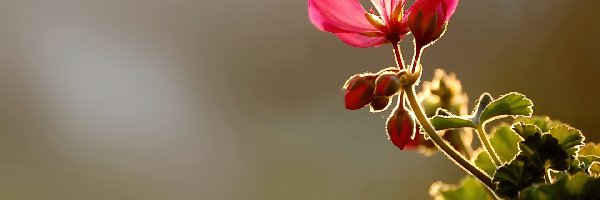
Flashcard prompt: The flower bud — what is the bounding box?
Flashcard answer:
[407,0,458,47]
[386,105,416,150]
[375,72,402,96]
[344,74,376,110]
[370,96,391,112]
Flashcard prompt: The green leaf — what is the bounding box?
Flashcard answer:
[548,125,585,156]
[514,116,562,132]
[518,133,570,171]
[489,124,523,163]
[430,115,476,131]
[520,174,600,200]
[493,159,544,198]
[512,123,543,139]
[470,93,493,125]
[478,92,533,125]
[473,150,497,177]
[430,176,493,200]
[579,143,600,170]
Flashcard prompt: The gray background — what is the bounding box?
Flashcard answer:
[0,0,598,199]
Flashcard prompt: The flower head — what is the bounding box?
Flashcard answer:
[308,0,410,48]
[407,0,459,47]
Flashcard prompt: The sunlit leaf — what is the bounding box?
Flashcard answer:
[512,123,542,139]
[477,92,533,125]
[430,176,493,200]
[489,124,523,163]
[473,150,496,177]
[520,174,600,200]
[430,115,476,131]
[515,116,562,132]
[548,125,585,156]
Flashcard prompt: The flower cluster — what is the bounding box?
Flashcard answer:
[308,0,600,198]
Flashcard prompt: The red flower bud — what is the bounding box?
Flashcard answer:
[375,72,402,96]
[344,74,376,110]
[407,0,458,47]
[370,96,391,112]
[386,105,417,150]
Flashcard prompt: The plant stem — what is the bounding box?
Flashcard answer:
[392,42,405,70]
[404,87,496,191]
[476,125,502,167]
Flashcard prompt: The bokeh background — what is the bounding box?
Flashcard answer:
[0,0,598,199]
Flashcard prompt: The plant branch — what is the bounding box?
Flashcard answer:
[476,125,502,167]
[404,87,496,192]
[392,42,405,70]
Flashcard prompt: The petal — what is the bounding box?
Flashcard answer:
[308,0,377,33]
[335,33,387,48]
[370,0,405,23]
[442,0,459,21]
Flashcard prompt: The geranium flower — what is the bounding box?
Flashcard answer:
[308,0,410,48]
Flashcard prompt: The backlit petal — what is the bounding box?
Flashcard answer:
[370,0,404,23]
[335,33,387,48]
[308,0,377,33]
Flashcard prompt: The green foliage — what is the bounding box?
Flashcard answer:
[489,124,522,163]
[430,176,493,200]
[519,174,600,200]
[512,123,542,139]
[515,116,562,132]
[518,133,569,171]
[493,159,544,198]
[548,125,585,156]
[477,93,533,126]
[473,150,497,177]
[493,132,571,198]
[430,114,476,131]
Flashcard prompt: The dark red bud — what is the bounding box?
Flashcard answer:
[344,74,376,110]
[370,96,391,112]
[386,106,416,150]
[375,72,402,96]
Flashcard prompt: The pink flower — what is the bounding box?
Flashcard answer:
[308,0,410,48]
[407,0,459,47]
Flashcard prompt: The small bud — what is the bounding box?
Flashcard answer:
[344,74,376,110]
[375,72,402,96]
[386,105,416,150]
[370,96,391,112]
[407,0,458,47]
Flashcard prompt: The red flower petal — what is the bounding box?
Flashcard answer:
[308,0,378,33]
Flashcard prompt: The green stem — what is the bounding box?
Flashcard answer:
[476,125,502,167]
[404,87,496,191]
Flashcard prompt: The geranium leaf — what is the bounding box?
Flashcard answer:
[430,114,476,131]
[470,93,493,125]
[512,123,542,139]
[489,124,522,163]
[515,116,562,132]
[548,125,585,156]
[476,92,533,126]
[430,176,493,200]
[518,133,569,171]
[473,150,496,177]
[492,159,544,198]
[520,174,600,200]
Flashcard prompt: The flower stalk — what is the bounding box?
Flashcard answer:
[404,86,496,191]
[477,125,502,167]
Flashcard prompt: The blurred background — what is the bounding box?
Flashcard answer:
[0,0,598,199]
